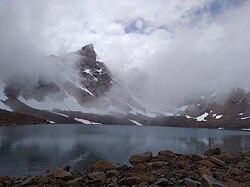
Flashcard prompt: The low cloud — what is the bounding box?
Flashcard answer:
[0,0,250,110]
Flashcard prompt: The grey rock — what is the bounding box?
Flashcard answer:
[201,174,227,187]
[184,178,201,187]
[20,177,33,186]
[88,171,106,183]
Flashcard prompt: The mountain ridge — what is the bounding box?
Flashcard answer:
[0,44,250,130]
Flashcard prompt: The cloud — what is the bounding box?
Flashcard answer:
[0,0,250,110]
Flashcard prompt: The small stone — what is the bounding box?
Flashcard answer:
[184,178,201,187]
[198,167,213,177]
[199,160,217,168]
[129,151,153,165]
[48,168,72,178]
[107,184,120,187]
[88,171,106,183]
[106,170,119,178]
[106,176,118,184]
[117,177,127,185]
[91,160,115,170]
[204,148,222,156]
[227,167,241,175]
[189,154,203,161]
[177,160,191,170]
[140,181,149,186]
[201,174,227,187]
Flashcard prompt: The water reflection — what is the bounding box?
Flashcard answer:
[0,125,249,176]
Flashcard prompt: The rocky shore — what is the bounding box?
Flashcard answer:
[0,148,249,187]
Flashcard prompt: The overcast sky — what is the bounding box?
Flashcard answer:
[0,0,250,108]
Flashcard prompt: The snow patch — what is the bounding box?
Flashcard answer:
[210,92,217,97]
[217,127,224,130]
[196,112,209,122]
[81,87,95,97]
[49,111,69,118]
[0,101,13,111]
[48,120,56,124]
[238,113,243,116]
[242,128,250,131]
[177,105,188,112]
[96,68,103,73]
[215,115,223,119]
[240,116,250,120]
[129,119,143,126]
[186,115,195,119]
[75,118,101,125]
[83,69,91,74]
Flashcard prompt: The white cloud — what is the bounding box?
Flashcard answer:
[0,0,250,109]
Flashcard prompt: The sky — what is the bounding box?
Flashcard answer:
[0,0,250,109]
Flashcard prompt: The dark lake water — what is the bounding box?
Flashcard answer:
[0,124,249,176]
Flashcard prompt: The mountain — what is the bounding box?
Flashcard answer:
[0,44,249,130]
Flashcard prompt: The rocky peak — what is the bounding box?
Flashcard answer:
[77,44,96,65]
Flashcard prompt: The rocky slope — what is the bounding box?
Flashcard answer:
[0,148,249,186]
[0,44,250,130]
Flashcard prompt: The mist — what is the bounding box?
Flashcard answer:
[0,0,250,111]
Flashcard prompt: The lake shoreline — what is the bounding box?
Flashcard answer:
[0,122,249,132]
[0,148,249,186]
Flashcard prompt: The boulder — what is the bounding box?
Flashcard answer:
[147,161,165,168]
[106,170,119,178]
[127,176,144,185]
[135,163,147,170]
[184,178,201,187]
[208,156,226,167]
[201,174,226,187]
[20,177,33,186]
[204,148,222,156]
[0,176,10,183]
[66,177,84,186]
[197,167,213,177]
[198,160,217,168]
[62,164,71,172]
[158,150,173,156]
[47,168,72,178]
[177,160,191,170]
[129,151,153,165]
[91,160,115,170]
[152,178,169,186]
[88,171,106,183]
[189,154,203,161]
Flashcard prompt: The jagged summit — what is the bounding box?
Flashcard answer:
[78,44,97,64]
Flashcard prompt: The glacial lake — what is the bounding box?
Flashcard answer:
[0,124,249,176]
